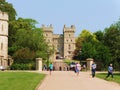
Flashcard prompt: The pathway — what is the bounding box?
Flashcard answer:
[37,71,120,90]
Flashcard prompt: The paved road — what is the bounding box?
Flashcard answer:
[37,71,120,90]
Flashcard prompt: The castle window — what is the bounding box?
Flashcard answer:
[66,39,68,42]
[1,43,3,50]
[68,44,71,50]
[71,39,72,42]
[69,34,70,37]
[46,34,48,36]
[68,51,71,54]
[2,24,4,31]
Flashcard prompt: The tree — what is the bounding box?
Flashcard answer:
[74,30,92,57]
[104,23,120,70]
[13,48,36,63]
[74,29,112,70]
[8,18,38,47]
[74,29,98,60]
[12,26,49,60]
[104,25,120,58]
[94,30,104,43]
[9,18,49,66]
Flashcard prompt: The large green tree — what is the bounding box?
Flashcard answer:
[8,18,38,47]
[74,30,98,59]
[75,30,92,55]
[9,18,49,59]
[75,29,111,70]
[104,23,120,70]
[9,18,49,70]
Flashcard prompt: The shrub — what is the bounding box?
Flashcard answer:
[10,62,35,70]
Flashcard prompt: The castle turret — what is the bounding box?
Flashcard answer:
[63,25,76,59]
[41,24,53,46]
[0,11,9,67]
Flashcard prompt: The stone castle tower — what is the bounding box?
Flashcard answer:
[41,24,75,60]
[63,25,76,59]
[0,11,9,67]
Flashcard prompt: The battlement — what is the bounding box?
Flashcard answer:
[41,24,53,32]
[0,11,8,21]
[63,25,75,32]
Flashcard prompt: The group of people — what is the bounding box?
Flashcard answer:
[44,62,114,79]
[91,62,114,79]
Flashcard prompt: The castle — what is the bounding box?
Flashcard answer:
[41,24,76,60]
[0,11,9,68]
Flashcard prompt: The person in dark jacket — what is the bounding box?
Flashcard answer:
[105,64,114,79]
[91,62,96,78]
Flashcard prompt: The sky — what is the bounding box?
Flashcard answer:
[6,0,120,36]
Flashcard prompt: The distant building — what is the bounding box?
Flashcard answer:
[0,11,9,68]
[41,24,76,60]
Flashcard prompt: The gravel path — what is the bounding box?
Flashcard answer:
[37,71,120,90]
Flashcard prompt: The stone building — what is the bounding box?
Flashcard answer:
[0,11,9,68]
[41,24,76,60]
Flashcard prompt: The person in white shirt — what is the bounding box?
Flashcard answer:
[75,62,81,76]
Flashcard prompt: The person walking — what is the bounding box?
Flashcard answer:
[91,62,96,78]
[75,62,81,76]
[49,63,53,75]
[105,64,114,79]
[43,64,47,71]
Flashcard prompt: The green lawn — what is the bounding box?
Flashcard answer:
[96,73,120,84]
[0,71,46,90]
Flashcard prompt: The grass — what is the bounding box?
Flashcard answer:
[0,71,46,90]
[96,73,120,84]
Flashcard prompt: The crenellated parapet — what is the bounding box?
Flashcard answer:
[41,24,53,32]
[63,24,75,33]
[0,11,8,21]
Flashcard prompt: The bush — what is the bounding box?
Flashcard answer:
[10,62,35,70]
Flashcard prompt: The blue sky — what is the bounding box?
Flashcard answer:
[6,0,120,36]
